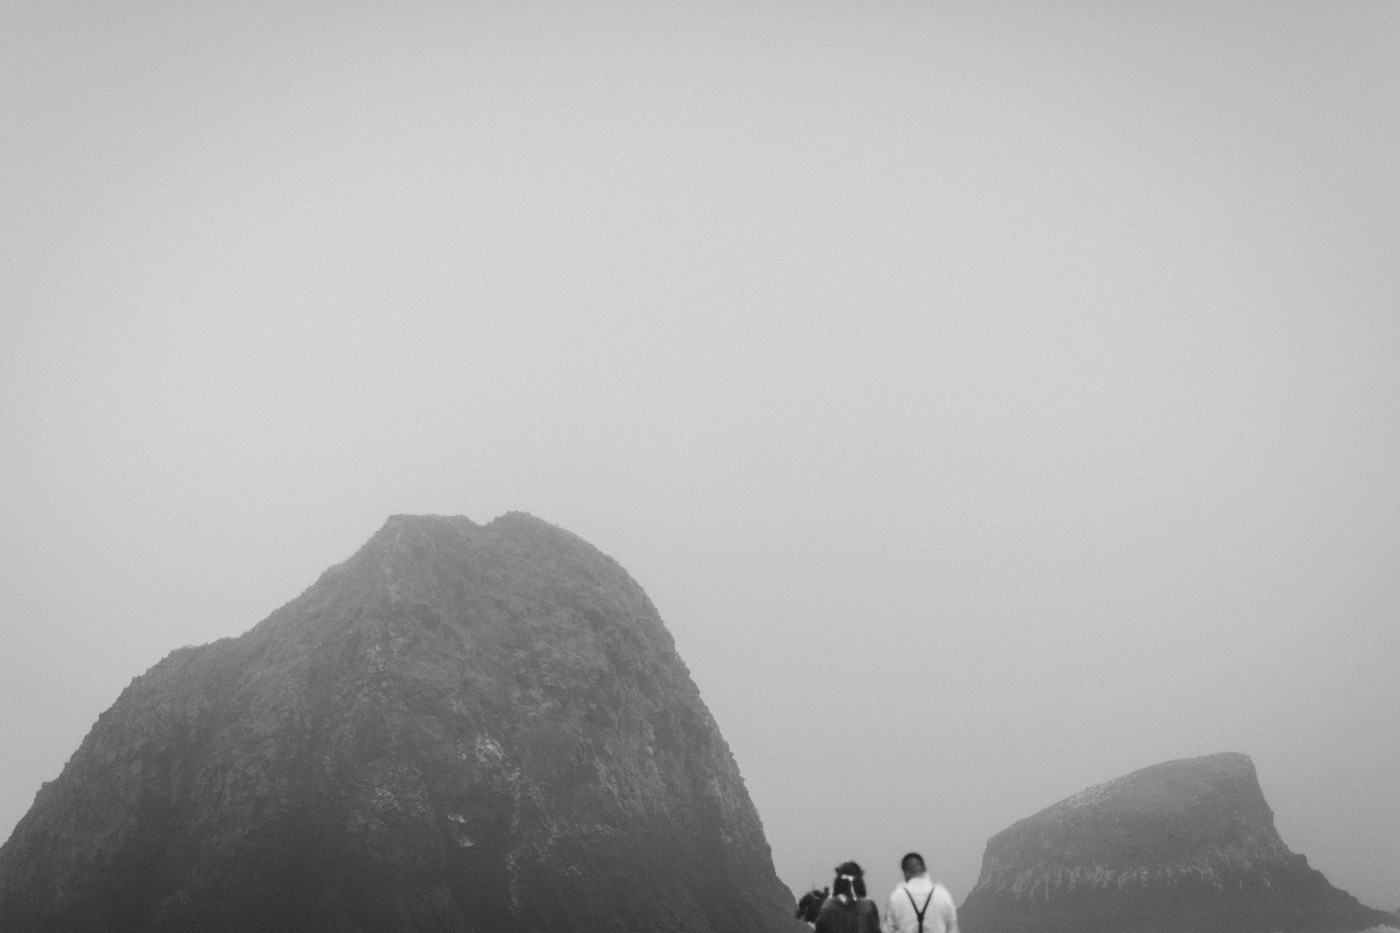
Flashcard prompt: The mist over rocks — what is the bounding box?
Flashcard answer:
[0,513,803,933]
[959,752,1394,933]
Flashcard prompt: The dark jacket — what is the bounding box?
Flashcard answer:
[815,897,881,933]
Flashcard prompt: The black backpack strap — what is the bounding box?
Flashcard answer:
[904,887,935,933]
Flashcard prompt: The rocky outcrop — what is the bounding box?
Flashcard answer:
[0,513,803,933]
[960,753,1393,933]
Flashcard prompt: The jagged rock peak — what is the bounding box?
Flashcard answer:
[960,752,1394,933]
[0,513,801,933]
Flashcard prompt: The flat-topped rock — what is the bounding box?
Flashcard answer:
[960,753,1394,933]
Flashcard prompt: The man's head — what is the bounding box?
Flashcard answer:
[900,852,927,880]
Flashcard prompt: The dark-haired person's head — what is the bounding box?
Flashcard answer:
[900,852,926,879]
[795,887,828,924]
[832,860,867,902]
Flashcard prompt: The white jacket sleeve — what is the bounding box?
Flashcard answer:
[882,891,898,933]
[937,886,958,933]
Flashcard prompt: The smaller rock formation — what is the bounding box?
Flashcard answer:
[960,752,1394,933]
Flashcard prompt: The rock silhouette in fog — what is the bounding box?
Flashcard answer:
[0,513,802,933]
[959,752,1394,933]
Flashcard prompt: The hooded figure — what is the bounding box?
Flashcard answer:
[815,861,881,933]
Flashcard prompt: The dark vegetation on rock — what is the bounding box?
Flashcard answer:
[959,752,1394,933]
[0,513,804,933]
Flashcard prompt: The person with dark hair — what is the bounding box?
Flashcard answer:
[882,852,958,933]
[815,860,881,933]
[796,887,830,927]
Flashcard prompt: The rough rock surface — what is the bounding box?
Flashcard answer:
[0,513,803,933]
[959,752,1393,933]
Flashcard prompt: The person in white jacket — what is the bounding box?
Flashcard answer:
[882,852,958,933]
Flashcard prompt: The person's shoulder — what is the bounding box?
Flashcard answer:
[932,883,957,905]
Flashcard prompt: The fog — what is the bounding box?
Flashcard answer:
[2,0,1397,914]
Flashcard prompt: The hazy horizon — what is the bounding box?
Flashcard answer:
[3,0,1398,915]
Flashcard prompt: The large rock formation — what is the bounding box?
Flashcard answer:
[0,513,803,933]
[960,752,1394,933]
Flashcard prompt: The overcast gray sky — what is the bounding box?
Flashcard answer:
[3,0,1398,913]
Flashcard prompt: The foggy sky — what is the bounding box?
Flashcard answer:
[2,0,1398,913]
